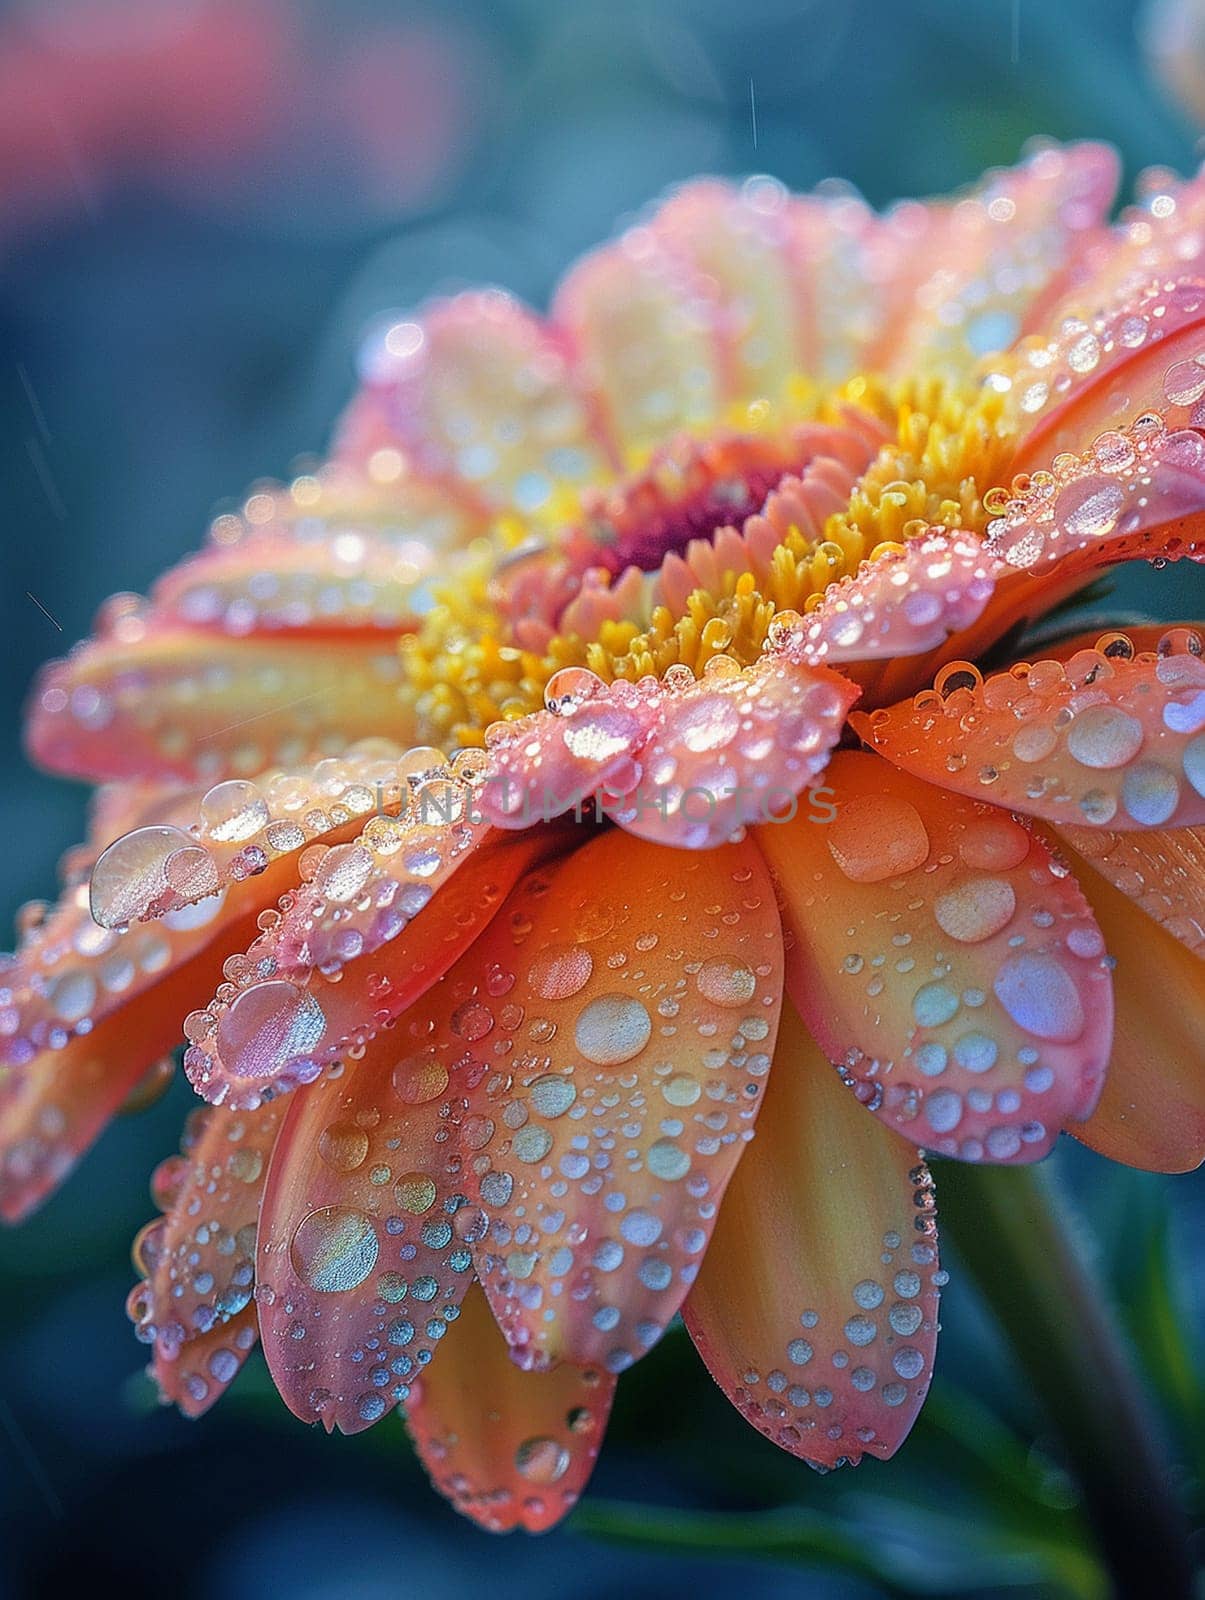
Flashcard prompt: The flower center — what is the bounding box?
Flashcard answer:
[399,374,1019,747]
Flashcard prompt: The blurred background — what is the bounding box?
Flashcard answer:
[2,1,1205,1595]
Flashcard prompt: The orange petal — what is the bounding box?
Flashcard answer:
[857,628,1205,831]
[255,1013,482,1433]
[147,1305,259,1420]
[683,1001,941,1469]
[454,828,784,1373]
[1053,822,1205,955]
[184,821,556,1110]
[0,872,275,1220]
[404,1282,615,1533]
[1059,830,1205,1172]
[755,752,1113,1162]
[344,292,615,507]
[129,1100,284,1367]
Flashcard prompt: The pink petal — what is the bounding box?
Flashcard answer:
[341,291,614,506]
[478,658,858,850]
[770,530,1001,667]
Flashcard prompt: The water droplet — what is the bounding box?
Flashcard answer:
[515,1436,570,1483]
[318,1122,369,1173]
[290,1207,378,1293]
[696,959,757,1007]
[216,982,326,1080]
[525,947,594,1009]
[574,994,652,1066]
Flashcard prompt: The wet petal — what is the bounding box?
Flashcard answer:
[1053,823,1205,955]
[650,178,807,402]
[184,819,554,1110]
[478,659,857,850]
[857,627,1205,831]
[756,752,1113,1162]
[683,1001,941,1468]
[997,279,1205,460]
[984,412,1205,579]
[346,292,613,509]
[148,1306,259,1420]
[150,515,444,637]
[1061,831,1205,1172]
[553,224,724,458]
[0,868,279,1220]
[129,1100,284,1365]
[405,1282,615,1533]
[771,531,1000,667]
[28,628,409,784]
[458,828,784,1372]
[255,1011,484,1433]
[88,742,412,928]
[883,142,1119,376]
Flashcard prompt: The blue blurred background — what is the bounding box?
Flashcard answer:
[2,2,1204,1595]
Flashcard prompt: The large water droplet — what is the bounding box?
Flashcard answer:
[574,994,652,1065]
[515,1436,570,1483]
[290,1206,378,1293]
[90,824,195,927]
[216,981,327,1080]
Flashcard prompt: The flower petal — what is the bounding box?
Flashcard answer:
[255,1012,482,1433]
[650,179,807,402]
[87,741,412,928]
[28,628,410,784]
[771,530,1000,667]
[883,142,1119,376]
[553,225,725,458]
[148,1306,258,1420]
[344,292,614,508]
[856,628,1205,831]
[25,468,484,785]
[404,1282,616,1534]
[683,1001,941,1468]
[984,412,1205,580]
[0,869,276,1220]
[998,278,1205,463]
[184,821,554,1109]
[458,828,784,1372]
[756,752,1113,1162]
[1053,822,1205,955]
[129,1100,284,1367]
[1060,830,1205,1172]
[478,658,857,850]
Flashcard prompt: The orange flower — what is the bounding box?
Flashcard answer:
[4,142,1204,1532]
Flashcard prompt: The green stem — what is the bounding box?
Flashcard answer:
[938,1160,1195,1599]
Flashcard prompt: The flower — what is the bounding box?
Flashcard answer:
[4,141,1204,1533]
